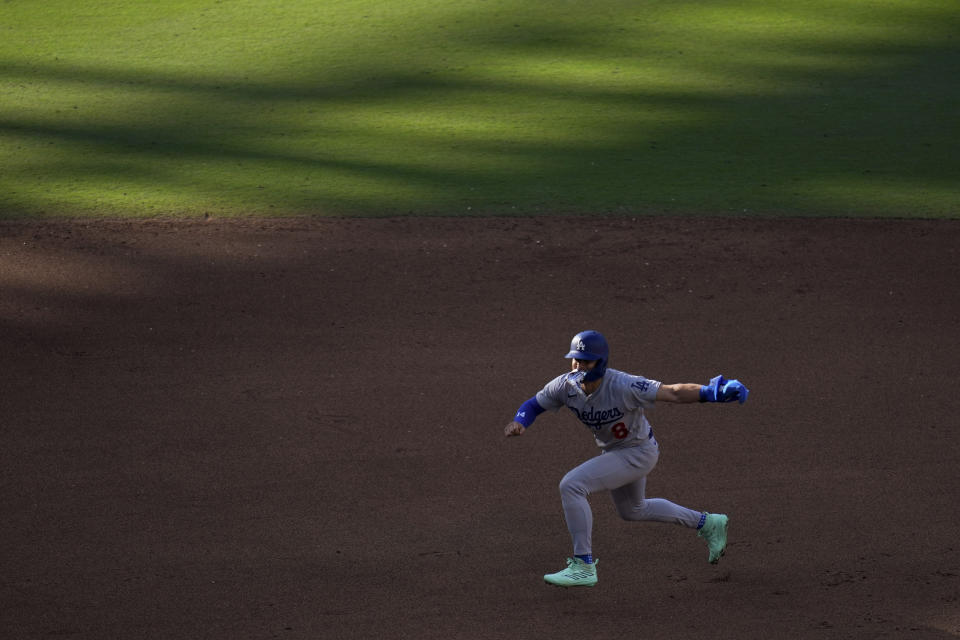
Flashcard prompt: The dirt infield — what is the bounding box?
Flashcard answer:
[1,216,958,639]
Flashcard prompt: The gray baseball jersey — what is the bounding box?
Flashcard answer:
[535,368,661,450]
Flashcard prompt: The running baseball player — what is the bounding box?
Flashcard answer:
[504,330,749,587]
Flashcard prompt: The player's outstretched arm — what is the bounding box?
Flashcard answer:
[504,421,525,437]
[657,376,749,404]
[656,383,703,403]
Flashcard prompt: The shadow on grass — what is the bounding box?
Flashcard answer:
[0,1,958,217]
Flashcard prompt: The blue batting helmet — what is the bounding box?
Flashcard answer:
[565,330,609,381]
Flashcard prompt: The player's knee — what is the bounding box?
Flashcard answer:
[558,473,587,498]
[616,500,647,521]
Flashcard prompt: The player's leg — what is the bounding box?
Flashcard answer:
[609,447,728,563]
[609,446,703,526]
[610,475,704,527]
[557,451,644,557]
[545,452,641,587]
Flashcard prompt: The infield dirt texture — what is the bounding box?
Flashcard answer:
[1,216,958,639]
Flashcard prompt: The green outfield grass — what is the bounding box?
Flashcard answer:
[1,0,958,218]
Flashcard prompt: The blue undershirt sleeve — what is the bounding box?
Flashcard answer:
[513,396,546,428]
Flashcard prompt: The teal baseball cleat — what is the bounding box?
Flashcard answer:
[697,513,729,564]
[544,557,598,587]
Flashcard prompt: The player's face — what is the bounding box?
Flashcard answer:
[571,358,598,373]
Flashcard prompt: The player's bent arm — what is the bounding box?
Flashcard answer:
[505,396,546,437]
[656,383,703,403]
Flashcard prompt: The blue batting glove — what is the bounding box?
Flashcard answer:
[700,375,749,404]
[720,379,749,404]
[699,375,725,402]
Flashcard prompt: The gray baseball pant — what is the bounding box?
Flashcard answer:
[558,442,704,556]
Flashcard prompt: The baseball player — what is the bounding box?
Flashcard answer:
[504,330,749,587]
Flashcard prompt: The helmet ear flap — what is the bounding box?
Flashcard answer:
[582,356,607,382]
